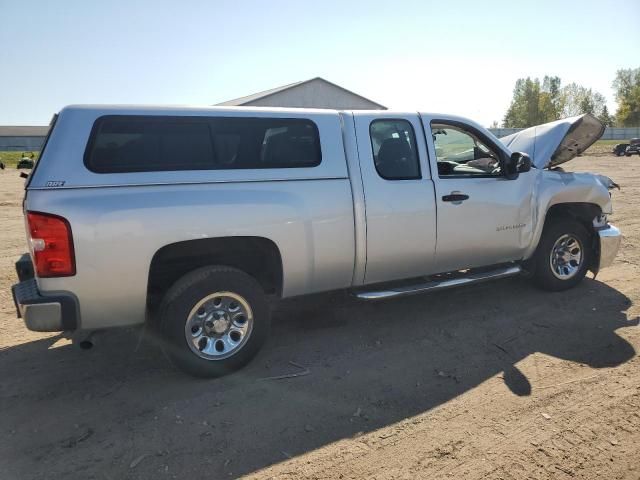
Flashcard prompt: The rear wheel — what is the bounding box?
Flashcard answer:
[158,266,270,378]
[530,218,592,291]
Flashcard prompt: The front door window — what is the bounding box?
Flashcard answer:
[432,123,501,177]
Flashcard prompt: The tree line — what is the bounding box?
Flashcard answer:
[501,67,640,128]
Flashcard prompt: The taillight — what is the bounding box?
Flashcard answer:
[27,211,76,277]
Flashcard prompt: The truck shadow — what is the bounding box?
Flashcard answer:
[0,277,637,479]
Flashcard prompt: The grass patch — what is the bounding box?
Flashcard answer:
[0,151,40,168]
[592,140,620,145]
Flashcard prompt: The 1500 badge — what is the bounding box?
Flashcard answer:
[496,223,526,232]
[45,180,65,187]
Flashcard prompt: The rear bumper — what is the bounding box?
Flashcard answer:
[597,224,622,270]
[11,255,79,332]
[15,253,34,281]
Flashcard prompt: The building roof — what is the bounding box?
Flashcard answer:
[0,126,49,137]
[217,80,306,106]
[217,77,386,109]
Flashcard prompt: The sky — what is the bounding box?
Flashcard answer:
[1,0,639,127]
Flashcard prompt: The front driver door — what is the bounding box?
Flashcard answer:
[423,116,535,273]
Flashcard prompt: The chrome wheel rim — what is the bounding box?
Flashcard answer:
[550,234,583,280]
[184,291,253,360]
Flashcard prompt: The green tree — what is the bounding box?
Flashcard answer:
[612,67,640,127]
[504,77,610,128]
[504,78,540,127]
[503,76,565,127]
[560,83,607,119]
[541,75,564,119]
[599,105,614,127]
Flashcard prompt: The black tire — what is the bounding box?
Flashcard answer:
[530,218,592,291]
[158,266,270,378]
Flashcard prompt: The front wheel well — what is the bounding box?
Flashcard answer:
[146,237,283,312]
[545,202,602,230]
[542,202,602,271]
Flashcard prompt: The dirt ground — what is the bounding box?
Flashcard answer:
[1,155,639,480]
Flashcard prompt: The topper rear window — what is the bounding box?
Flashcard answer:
[84,115,321,173]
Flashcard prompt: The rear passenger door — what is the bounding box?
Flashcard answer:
[353,113,437,284]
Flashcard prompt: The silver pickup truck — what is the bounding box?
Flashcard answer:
[12,106,621,377]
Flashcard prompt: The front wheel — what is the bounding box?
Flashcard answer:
[530,219,592,291]
[158,266,270,378]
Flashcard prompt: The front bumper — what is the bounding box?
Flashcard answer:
[597,224,622,270]
[12,256,79,332]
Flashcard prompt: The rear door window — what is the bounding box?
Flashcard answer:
[369,119,421,180]
[85,116,321,173]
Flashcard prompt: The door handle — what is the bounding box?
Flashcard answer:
[442,192,469,203]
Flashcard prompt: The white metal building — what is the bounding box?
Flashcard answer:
[0,126,48,151]
[217,77,386,110]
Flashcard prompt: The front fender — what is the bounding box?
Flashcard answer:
[523,170,612,260]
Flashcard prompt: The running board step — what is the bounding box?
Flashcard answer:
[355,265,522,301]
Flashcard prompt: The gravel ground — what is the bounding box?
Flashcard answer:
[0,155,638,479]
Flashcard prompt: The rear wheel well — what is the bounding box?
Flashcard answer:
[147,237,283,312]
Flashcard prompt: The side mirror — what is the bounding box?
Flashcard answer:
[501,153,519,180]
[502,152,531,180]
[513,152,532,173]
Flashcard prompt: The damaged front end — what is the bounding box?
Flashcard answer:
[500,114,620,196]
[503,114,622,275]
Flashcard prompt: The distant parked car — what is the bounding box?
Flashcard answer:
[613,143,629,156]
[625,138,640,157]
[16,152,35,169]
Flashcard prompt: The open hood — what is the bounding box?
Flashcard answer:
[499,114,605,169]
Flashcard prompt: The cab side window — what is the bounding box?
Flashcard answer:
[431,123,501,178]
[369,119,421,180]
[84,116,321,173]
